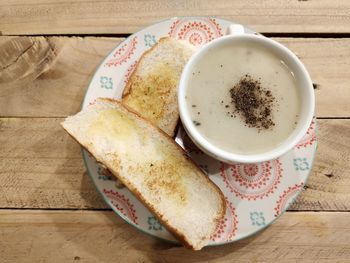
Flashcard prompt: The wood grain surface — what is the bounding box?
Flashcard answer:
[0,210,349,262]
[1,36,350,118]
[1,3,350,261]
[0,118,348,210]
[1,0,350,35]
[0,117,107,209]
[0,36,122,117]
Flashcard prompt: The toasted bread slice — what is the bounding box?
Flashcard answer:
[61,98,225,250]
[122,37,196,137]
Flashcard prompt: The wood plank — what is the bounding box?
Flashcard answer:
[275,38,350,118]
[0,118,349,210]
[290,119,350,211]
[0,210,349,262]
[0,117,108,209]
[1,37,350,118]
[0,36,122,117]
[1,0,350,35]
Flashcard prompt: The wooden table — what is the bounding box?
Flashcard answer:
[1,1,350,262]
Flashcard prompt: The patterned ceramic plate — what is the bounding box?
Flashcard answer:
[82,17,317,246]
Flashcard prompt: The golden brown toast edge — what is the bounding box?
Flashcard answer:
[61,98,226,250]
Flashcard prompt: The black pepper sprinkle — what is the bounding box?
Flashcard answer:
[150,163,154,167]
[197,112,200,115]
[192,105,196,107]
[220,64,223,68]
[193,120,201,126]
[229,74,275,130]
[225,105,229,108]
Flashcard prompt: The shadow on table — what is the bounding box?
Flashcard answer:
[48,207,264,262]
[137,230,266,263]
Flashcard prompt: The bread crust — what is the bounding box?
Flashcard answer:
[104,98,226,249]
[121,37,194,137]
[62,98,226,250]
[122,37,170,98]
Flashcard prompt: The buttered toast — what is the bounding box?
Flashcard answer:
[61,98,225,250]
[122,37,196,137]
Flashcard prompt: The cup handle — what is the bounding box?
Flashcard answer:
[226,24,245,35]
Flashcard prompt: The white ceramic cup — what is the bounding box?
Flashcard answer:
[178,24,315,164]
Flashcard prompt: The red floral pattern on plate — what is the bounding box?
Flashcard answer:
[211,198,238,242]
[296,118,316,149]
[105,37,138,67]
[168,18,222,46]
[103,189,138,224]
[274,182,304,217]
[123,61,138,84]
[221,160,283,200]
[81,17,317,246]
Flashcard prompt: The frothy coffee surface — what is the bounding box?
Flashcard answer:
[186,41,301,155]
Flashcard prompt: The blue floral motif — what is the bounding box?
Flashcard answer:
[98,175,112,180]
[293,158,309,171]
[147,216,162,231]
[97,166,113,181]
[100,76,113,89]
[250,212,266,226]
[144,34,156,47]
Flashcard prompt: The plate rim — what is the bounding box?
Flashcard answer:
[80,16,317,247]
